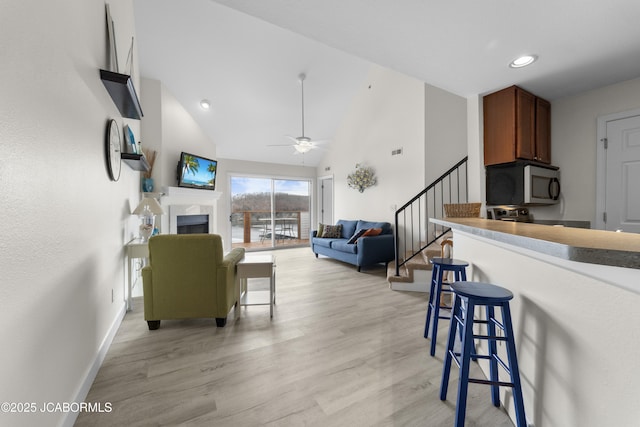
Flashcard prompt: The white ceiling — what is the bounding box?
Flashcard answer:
[133,0,640,167]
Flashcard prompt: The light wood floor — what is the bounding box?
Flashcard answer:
[232,237,308,250]
[75,247,513,427]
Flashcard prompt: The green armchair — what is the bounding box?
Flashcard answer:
[141,234,245,330]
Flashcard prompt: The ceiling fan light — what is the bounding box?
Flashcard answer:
[294,144,312,153]
[509,55,538,68]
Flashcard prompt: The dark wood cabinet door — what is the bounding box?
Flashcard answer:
[515,88,535,161]
[535,97,551,163]
[483,86,517,166]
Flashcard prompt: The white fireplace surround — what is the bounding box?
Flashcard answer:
[169,205,214,234]
[158,186,221,235]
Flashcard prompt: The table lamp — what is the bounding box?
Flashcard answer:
[132,197,164,241]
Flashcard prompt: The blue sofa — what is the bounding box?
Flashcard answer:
[310,219,395,271]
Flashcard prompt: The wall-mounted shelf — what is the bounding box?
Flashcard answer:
[100,69,144,120]
[143,192,164,199]
[121,153,150,171]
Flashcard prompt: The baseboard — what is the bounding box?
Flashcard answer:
[60,301,126,427]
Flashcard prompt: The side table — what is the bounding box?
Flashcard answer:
[236,253,276,319]
[125,238,149,311]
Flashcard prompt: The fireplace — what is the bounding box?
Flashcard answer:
[169,204,214,234]
[176,214,209,234]
[159,186,221,235]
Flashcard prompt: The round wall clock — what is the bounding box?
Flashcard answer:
[105,118,121,181]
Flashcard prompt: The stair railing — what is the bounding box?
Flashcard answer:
[393,156,469,277]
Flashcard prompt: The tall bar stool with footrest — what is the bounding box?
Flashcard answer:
[440,281,527,427]
[424,257,469,356]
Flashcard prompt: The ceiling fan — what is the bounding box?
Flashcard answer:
[269,73,324,154]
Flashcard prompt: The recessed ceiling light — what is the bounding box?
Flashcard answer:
[200,99,211,110]
[509,55,538,68]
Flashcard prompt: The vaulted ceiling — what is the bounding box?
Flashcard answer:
[134,0,640,166]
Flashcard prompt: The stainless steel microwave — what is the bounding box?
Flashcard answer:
[486,162,561,205]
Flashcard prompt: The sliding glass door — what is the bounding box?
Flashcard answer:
[230,176,311,250]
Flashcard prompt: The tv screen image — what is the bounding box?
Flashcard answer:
[177,152,218,190]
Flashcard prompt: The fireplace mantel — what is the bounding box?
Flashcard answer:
[161,186,221,205]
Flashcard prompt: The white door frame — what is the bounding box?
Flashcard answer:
[317,174,334,226]
[595,107,640,230]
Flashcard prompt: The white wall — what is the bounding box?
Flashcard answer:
[140,78,216,192]
[139,77,162,180]
[318,65,426,223]
[0,1,140,426]
[542,76,640,223]
[466,95,485,206]
[425,84,468,185]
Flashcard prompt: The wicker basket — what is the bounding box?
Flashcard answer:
[444,203,481,218]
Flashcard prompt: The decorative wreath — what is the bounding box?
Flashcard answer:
[347,164,377,193]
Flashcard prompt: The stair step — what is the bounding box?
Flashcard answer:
[387,263,411,283]
[387,251,433,284]
[386,237,453,287]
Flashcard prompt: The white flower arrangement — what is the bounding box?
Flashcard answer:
[347,164,377,193]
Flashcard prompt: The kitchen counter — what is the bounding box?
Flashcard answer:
[431,217,640,269]
[430,217,640,427]
[530,219,590,228]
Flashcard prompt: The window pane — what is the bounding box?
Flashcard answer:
[274,179,310,247]
[231,177,272,247]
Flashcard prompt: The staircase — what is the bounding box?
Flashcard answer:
[387,157,468,291]
[386,244,443,292]
[387,231,456,291]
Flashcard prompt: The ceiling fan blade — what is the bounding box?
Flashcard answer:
[267,144,295,147]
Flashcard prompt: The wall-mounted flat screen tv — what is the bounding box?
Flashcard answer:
[177,152,217,191]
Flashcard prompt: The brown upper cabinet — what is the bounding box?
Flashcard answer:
[483,85,551,166]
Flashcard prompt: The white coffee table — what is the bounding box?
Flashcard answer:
[236,253,276,319]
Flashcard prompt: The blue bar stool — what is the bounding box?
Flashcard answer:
[440,281,527,427]
[424,257,468,356]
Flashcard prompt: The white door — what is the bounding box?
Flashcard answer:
[318,176,333,225]
[604,115,640,232]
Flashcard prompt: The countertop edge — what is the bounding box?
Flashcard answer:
[431,218,640,270]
